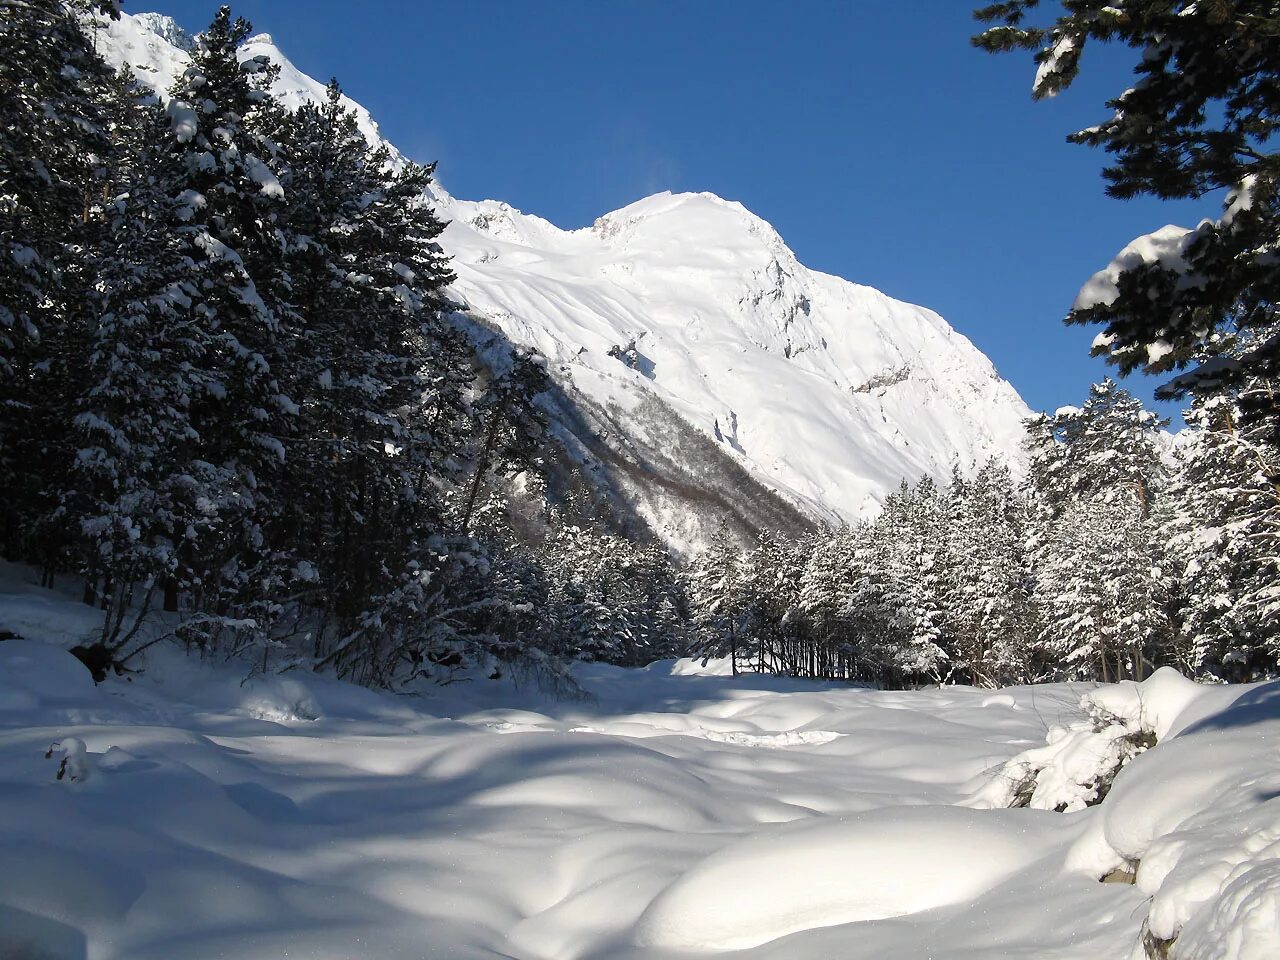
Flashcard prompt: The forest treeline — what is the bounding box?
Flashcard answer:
[687,378,1280,686]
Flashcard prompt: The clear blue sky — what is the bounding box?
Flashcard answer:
[134,0,1221,421]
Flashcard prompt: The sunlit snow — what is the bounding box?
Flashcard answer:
[2,571,1276,960]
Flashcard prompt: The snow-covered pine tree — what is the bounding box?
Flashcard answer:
[876,478,949,685]
[60,92,252,661]
[623,536,688,664]
[837,518,903,685]
[0,0,116,360]
[797,527,860,679]
[745,530,809,675]
[1161,388,1280,679]
[142,6,300,651]
[973,1,1280,437]
[944,460,1037,685]
[540,524,634,663]
[0,0,118,575]
[1025,382,1171,681]
[687,521,749,673]
[269,77,467,660]
[459,346,551,535]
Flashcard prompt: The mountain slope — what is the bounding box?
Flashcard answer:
[96,11,1032,546]
[444,190,1029,526]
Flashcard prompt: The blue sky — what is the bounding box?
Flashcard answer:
[137,0,1221,420]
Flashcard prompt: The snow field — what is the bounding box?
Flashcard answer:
[2,575,1277,959]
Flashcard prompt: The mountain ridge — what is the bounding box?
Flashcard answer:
[95,9,1032,547]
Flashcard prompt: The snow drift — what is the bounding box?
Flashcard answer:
[2,571,1277,960]
[633,806,1059,951]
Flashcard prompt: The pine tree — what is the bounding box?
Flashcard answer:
[944,461,1036,685]
[838,519,904,685]
[61,93,248,658]
[1024,382,1171,680]
[459,345,550,534]
[0,0,118,571]
[798,528,859,679]
[746,531,809,675]
[876,479,950,685]
[1161,392,1280,677]
[270,77,464,652]
[973,2,1280,430]
[0,0,116,360]
[688,521,749,673]
[138,5,299,648]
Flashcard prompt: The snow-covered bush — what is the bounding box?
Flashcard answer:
[979,669,1208,813]
[45,738,90,783]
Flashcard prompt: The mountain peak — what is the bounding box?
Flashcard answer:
[131,12,194,51]
[590,191,788,259]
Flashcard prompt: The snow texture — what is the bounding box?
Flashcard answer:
[3,571,1276,959]
[1073,223,1205,311]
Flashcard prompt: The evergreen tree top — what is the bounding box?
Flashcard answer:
[974,1,1280,416]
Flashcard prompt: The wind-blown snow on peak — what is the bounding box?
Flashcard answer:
[130,13,194,51]
[100,10,1032,545]
[95,11,398,163]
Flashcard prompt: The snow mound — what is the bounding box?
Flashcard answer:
[988,673,1280,959]
[973,669,1280,957]
[1085,666,1207,740]
[1168,856,1280,960]
[633,806,1057,951]
[1069,680,1280,855]
[0,569,103,648]
[0,641,95,710]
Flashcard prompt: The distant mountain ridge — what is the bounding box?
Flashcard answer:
[96,10,1032,549]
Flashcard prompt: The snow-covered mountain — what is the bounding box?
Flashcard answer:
[97,11,1031,547]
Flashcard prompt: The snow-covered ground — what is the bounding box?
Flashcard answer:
[3,573,1276,960]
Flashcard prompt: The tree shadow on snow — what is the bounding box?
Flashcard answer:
[1180,681,1280,735]
[0,904,87,960]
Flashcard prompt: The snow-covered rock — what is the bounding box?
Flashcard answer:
[980,666,1280,959]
